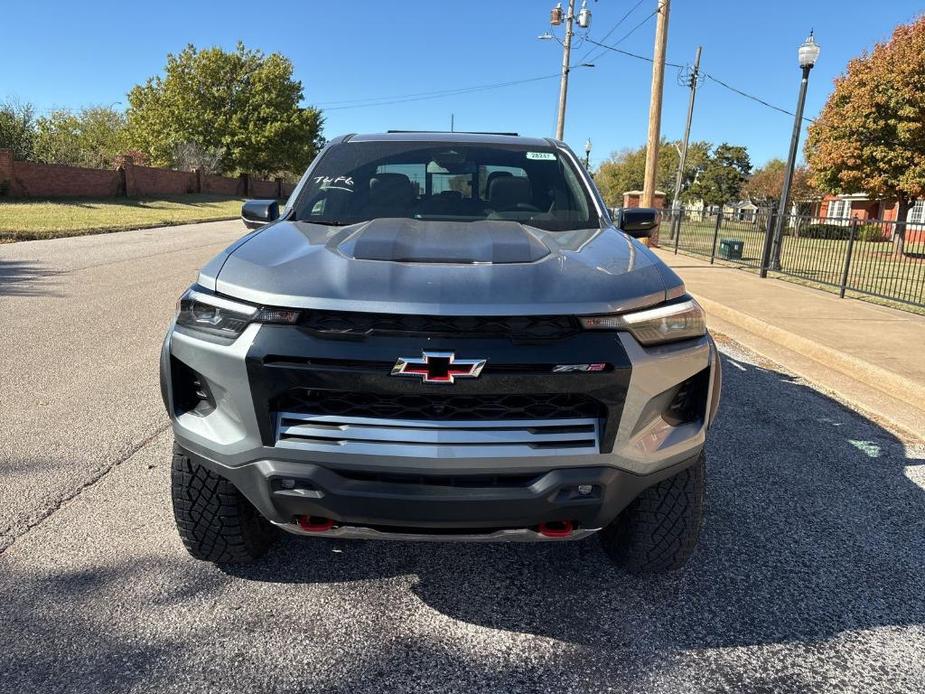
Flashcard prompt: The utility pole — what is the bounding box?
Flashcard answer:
[670,46,702,240]
[555,0,576,141]
[642,0,670,245]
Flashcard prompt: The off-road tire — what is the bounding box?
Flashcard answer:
[599,452,705,574]
[171,443,278,563]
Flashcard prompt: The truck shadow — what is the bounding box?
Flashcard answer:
[227,352,925,650]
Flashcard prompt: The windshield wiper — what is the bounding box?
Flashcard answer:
[304,219,352,226]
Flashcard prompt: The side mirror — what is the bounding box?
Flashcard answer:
[241,199,280,230]
[613,207,660,239]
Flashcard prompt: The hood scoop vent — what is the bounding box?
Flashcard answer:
[338,218,550,264]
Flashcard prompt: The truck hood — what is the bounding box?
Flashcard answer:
[201,219,682,316]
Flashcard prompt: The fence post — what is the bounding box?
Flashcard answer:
[759,211,776,278]
[709,209,723,264]
[839,218,859,299]
[673,208,682,254]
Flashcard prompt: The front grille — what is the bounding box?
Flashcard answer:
[300,311,579,341]
[274,411,601,457]
[275,390,605,421]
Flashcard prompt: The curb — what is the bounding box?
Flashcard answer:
[695,295,924,412]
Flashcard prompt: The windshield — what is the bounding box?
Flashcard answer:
[292,141,598,231]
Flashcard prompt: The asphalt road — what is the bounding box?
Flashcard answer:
[1,223,924,693]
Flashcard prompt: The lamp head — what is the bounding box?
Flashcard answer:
[799,32,820,69]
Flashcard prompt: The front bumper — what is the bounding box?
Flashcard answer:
[161,320,719,535]
[177,444,702,536]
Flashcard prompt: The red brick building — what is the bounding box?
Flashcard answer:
[814,193,925,241]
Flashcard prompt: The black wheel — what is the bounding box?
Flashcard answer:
[599,452,705,574]
[170,442,278,563]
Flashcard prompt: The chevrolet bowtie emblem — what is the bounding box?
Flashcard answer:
[391,351,487,384]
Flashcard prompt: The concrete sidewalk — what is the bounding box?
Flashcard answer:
[655,249,925,440]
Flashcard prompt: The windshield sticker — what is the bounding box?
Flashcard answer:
[313,175,355,192]
[525,151,557,161]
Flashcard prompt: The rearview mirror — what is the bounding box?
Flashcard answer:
[612,207,660,239]
[241,199,280,230]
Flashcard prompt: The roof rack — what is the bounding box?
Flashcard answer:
[386,130,520,136]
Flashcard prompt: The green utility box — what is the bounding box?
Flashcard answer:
[719,239,744,260]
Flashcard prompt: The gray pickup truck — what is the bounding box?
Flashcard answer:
[160,131,721,574]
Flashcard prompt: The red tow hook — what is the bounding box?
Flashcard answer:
[297,515,335,532]
[537,520,574,538]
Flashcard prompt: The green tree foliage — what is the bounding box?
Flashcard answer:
[0,99,36,160]
[33,106,127,168]
[126,43,324,176]
[805,15,925,255]
[688,143,752,207]
[594,140,710,207]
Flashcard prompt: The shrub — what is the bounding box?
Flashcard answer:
[857,223,888,242]
[799,223,852,239]
[795,222,887,241]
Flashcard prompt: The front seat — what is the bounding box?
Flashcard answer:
[488,176,535,212]
[367,173,416,216]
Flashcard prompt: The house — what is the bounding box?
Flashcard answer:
[813,193,925,241]
[723,200,761,222]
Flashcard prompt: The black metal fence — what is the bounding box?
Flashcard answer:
[664,209,925,309]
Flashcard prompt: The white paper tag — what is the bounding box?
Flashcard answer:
[525,151,557,161]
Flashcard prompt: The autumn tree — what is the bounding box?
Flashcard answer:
[126,43,324,177]
[595,139,711,207]
[805,15,925,254]
[744,158,817,212]
[33,106,127,168]
[688,143,751,207]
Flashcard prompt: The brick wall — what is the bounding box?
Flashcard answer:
[6,160,122,197]
[622,190,666,209]
[201,173,243,196]
[128,162,197,196]
[0,148,292,200]
[249,178,279,198]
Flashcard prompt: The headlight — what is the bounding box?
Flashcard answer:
[578,299,706,346]
[176,288,300,339]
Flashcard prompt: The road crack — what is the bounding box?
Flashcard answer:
[0,423,171,553]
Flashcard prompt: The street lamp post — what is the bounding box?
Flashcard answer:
[765,32,820,275]
[584,138,592,170]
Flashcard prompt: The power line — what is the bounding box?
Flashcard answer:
[582,37,684,68]
[317,73,561,111]
[578,0,647,63]
[584,37,815,124]
[703,74,815,124]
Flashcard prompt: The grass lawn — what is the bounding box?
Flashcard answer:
[0,194,245,242]
[670,218,925,314]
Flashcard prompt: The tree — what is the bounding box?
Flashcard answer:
[805,16,925,255]
[171,142,224,174]
[688,143,751,207]
[0,99,36,160]
[594,139,711,207]
[33,106,127,168]
[744,159,817,212]
[126,43,324,176]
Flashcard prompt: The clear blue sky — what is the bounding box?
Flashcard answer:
[5,1,922,168]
